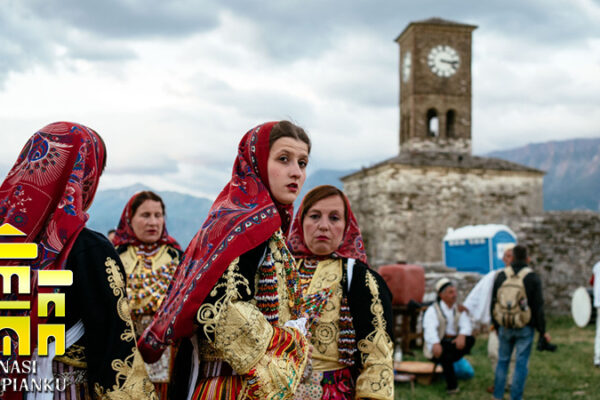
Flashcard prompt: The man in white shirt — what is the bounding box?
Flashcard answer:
[423,278,475,395]
[593,261,600,367]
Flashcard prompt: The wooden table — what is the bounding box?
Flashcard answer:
[394,361,443,385]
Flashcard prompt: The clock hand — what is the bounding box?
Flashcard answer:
[440,59,458,66]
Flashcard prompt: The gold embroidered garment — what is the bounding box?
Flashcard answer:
[49,229,157,399]
[120,244,179,384]
[94,257,158,399]
[298,259,395,400]
[300,258,346,372]
[195,230,308,400]
[354,270,394,400]
[120,244,179,318]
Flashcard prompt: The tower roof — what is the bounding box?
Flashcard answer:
[341,152,544,181]
[396,17,477,42]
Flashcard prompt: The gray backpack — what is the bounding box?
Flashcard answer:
[492,266,532,329]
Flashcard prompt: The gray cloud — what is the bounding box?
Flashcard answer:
[26,0,220,39]
[3,0,599,86]
[1,0,599,198]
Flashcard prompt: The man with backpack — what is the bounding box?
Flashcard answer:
[490,245,551,400]
[461,244,517,394]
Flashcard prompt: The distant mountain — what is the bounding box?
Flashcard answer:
[486,137,600,211]
[87,184,212,248]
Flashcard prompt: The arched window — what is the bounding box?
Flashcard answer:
[446,109,456,138]
[427,109,439,137]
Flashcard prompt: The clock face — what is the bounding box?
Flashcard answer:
[427,45,460,77]
[402,51,411,83]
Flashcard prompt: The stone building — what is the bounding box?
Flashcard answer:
[342,18,545,266]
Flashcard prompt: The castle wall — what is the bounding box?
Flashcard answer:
[343,163,543,266]
[512,211,600,315]
[392,212,600,317]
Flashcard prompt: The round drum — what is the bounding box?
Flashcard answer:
[571,287,596,327]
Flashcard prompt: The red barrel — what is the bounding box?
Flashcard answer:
[378,264,425,305]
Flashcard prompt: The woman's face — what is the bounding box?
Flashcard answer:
[267,137,309,205]
[302,195,346,256]
[131,199,164,244]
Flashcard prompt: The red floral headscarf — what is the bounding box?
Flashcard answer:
[138,122,296,362]
[0,121,105,270]
[0,122,105,392]
[287,185,368,264]
[112,192,181,250]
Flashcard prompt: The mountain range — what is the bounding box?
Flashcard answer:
[486,137,600,211]
[87,137,599,247]
[87,183,213,248]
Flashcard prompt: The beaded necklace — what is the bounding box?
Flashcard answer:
[255,230,302,326]
[127,245,178,315]
[299,258,357,366]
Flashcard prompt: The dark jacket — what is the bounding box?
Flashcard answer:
[490,261,546,334]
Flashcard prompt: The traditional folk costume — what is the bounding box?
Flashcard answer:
[423,279,474,393]
[287,194,395,400]
[113,195,182,399]
[0,122,156,399]
[138,122,309,400]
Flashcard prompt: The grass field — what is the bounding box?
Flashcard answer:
[394,316,599,399]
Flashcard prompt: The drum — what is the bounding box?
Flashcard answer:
[571,287,596,327]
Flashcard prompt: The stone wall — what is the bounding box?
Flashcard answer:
[511,211,600,315]
[401,136,471,154]
[343,163,543,265]
[391,211,600,317]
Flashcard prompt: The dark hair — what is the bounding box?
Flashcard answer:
[299,185,348,227]
[513,245,527,263]
[94,130,108,174]
[130,191,165,217]
[107,228,116,235]
[269,121,311,153]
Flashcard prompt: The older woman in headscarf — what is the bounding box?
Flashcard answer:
[287,184,395,400]
[138,121,312,400]
[0,122,156,399]
[112,191,182,398]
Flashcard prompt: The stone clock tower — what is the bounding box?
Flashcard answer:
[396,18,477,154]
[341,17,544,266]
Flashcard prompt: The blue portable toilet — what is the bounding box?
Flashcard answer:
[443,224,517,273]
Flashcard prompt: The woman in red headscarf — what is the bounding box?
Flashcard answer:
[113,191,182,398]
[138,121,312,400]
[0,122,156,399]
[287,185,395,400]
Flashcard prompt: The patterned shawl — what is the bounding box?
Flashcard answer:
[287,188,368,264]
[138,122,294,362]
[112,192,181,250]
[0,121,104,363]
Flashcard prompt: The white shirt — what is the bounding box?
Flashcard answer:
[462,269,499,325]
[423,300,472,353]
[593,261,600,308]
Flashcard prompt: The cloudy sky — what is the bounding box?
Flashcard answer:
[1,0,599,199]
